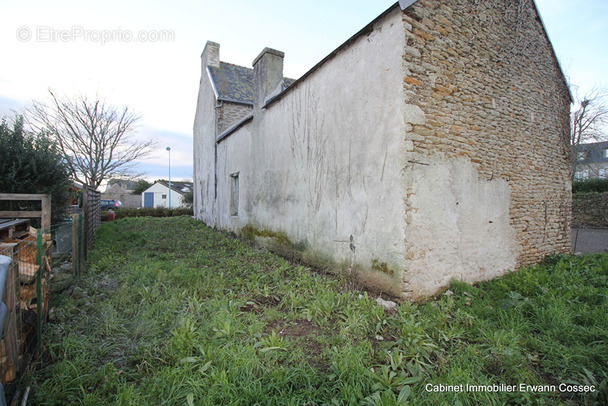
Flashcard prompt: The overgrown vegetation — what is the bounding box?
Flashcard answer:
[0,115,71,224]
[573,178,608,194]
[27,217,607,405]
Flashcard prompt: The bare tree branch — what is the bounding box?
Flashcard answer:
[25,90,157,189]
[570,86,608,180]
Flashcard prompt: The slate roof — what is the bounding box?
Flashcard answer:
[208,62,254,105]
[156,180,193,195]
[208,62,296,106]
[577,141,608,164]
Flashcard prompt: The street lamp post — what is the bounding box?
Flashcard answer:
[166,146,171,209]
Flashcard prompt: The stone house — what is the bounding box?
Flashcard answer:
[102,179,141,208]
[193,0,572,299]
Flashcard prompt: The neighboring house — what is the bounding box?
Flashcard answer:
[573,141,608,181]
[69,182,83,206]
[141,181,193,208]
[106,179,138,191]
[102,180,141,208]
[193,0,572,299]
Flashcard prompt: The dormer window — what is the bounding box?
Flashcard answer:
[577,150,588,161]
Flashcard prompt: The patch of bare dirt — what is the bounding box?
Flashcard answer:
[268,318,331,370]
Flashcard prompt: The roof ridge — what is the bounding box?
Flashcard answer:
[219,61,253,71]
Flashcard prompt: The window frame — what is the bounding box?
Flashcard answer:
[230,172,239,217]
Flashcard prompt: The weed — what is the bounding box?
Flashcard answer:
[26,218,608,405]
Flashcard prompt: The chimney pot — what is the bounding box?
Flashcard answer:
[253,47,284,108]
[202,41,220,70]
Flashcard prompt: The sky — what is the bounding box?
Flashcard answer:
[1,0,606,189]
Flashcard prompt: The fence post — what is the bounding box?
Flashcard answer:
[71,214,80,277]
[0,256,10,406]
[0,244,18,384]
[36,230,42,356]
[79,213,84,275]
[41,195,51,242]
[82,188,88,260]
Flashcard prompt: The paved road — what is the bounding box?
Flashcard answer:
[572,228,608,254]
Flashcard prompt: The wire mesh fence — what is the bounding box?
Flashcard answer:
[0,229,48,403]
[0,189,100,404]
[0,217,86,402]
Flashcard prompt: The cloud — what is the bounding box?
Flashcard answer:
[130,126,193,181]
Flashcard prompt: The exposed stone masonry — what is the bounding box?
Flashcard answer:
[402,0,571,273]
[216,102,252,135]
[573,193,608,228]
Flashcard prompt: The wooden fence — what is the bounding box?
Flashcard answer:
[0,194,51,240]
[82,186,101,258]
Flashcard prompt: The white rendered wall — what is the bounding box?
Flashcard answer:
[214,7,408,295]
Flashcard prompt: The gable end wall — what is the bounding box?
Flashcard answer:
[193,0,572,300]
[401,0,572,298]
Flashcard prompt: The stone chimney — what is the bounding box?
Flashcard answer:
[252,47,284,108]
[201,41,220,71]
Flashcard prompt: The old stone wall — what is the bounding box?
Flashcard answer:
[193,1,571,300]
[101,191,141,208]
[117,194,141,208]
[400,0,572,297]
[573,193,608,228]
[217,102,252,134]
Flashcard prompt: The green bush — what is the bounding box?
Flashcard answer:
[131,179,152,195]
[0,115,71,224]
[573,178,608,193]
[101,207,193,221]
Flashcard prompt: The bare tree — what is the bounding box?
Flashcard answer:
[27,90,157,189]
[571,86,608,179]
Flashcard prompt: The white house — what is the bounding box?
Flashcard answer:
[573,141,608,181]
[193,1,572,299]
[141,181,193,209]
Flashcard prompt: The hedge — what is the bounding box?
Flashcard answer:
[573,178,608,194]
[101,207,193,221]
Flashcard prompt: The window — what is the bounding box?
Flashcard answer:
[574,170,590,181]
[600,168,608,179]
[577,150,588,161]
[604,149,608,159]
[162,194,167,199]
[230,173,239,216]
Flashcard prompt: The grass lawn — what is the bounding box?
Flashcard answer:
[27,216,607,405]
